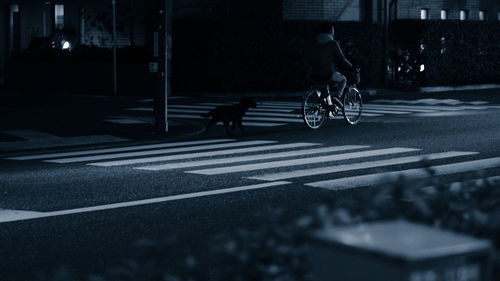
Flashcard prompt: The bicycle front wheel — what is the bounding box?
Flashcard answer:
[303,88,327,129]
[342,86,362,125]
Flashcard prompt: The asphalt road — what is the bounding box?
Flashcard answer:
[1,90,500,280]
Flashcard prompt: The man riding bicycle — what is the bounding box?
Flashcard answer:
[306,23,353,114]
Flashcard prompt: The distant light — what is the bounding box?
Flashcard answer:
[62,41,71,50]
[479,11,486,21]
[460,10,467,21]
[420,9,429,20]
[420,64,425,72]
[441,9,448,20]
[398,66,402,72]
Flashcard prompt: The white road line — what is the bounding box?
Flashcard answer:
[167,108,298,118]
[187,147,420,175]
[248,108,295,113]
[105,119,150,124]
[364,104,436,113]
[198,102,300,110]
[237,122,285,127]
[306,156,500,191]
[7,139,234,161]
[247,151,478,181]
[170,105,217,110]
[0,181,291,223]
[173,104,298,112]
[365,104,461,112]
[244,116,302,122]
[126,107,153,112]
[261,101,301,105]
[92,142,320,167]
[46,140,276,164]
[255,105,301,109]
[168,113,300,123]
[137,145,369,171]
[354,112,381,117]
[362,109,410,114]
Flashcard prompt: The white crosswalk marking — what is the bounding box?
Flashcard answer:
[6,139,234,160]
[306,156,500,191]
[90,142,321,167]
[135,145,368,171]
[187,147,420,175]
[247,151,478,181]
[45,140,276,163]
[115,98,500,127]
[8,136,497,194]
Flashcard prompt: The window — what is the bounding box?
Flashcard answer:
[55,4,64,28]
[460,9,468,20]
[498,11,500,21]
[420,8,429,20]
[479,10,486,20]
[441,9,448,20]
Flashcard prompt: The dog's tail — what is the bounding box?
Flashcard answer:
[200,111,212,118]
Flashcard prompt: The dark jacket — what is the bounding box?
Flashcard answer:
[306,33,352,78]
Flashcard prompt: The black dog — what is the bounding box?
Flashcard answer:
[200,98,257,135]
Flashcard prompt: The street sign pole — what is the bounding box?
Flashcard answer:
[112,0,117,96]
[154,0,170,134]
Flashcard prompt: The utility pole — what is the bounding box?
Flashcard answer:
[154,0,171,134]
[112,0,117,96]
[383,0,390,87]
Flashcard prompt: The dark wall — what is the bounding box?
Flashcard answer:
[172,20,384,93]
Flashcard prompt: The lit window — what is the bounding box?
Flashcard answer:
[441,9,448,20]
[460,10,468,20]
[55,4,64,28]
[498,11,500,21]
[421,8,429,20]
[479,11,486,20]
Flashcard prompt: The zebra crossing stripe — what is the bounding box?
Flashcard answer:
[306,156,500,191]
[91,142,321,167]
[0,181,292,223]
[362,109,410,114]
[168,108,298,118]
[136,145,369,171]
[247,151,478,181]
[158,114,286,126]
[187,147,420,175]
[178,104,295,112]
[248,108,295,113]
[168,113,296,124]
[127,107,153,112]
[364,105,435,113]
[45,140,276,164]
[365,104,460,112]
[6,139,235,161]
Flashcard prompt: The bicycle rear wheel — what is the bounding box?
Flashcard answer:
[303,88,327,129]
[342,86,362,125]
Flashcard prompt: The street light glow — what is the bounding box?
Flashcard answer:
[420,64,425,72]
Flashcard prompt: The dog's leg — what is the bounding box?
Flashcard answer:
[237,120,245,135]
[203,119,217,134]
[223,120,232,136]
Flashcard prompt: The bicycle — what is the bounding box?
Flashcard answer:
[302,68,362,129]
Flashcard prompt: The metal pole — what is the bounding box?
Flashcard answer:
[112,0,117,96]
[164,0,169,133]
